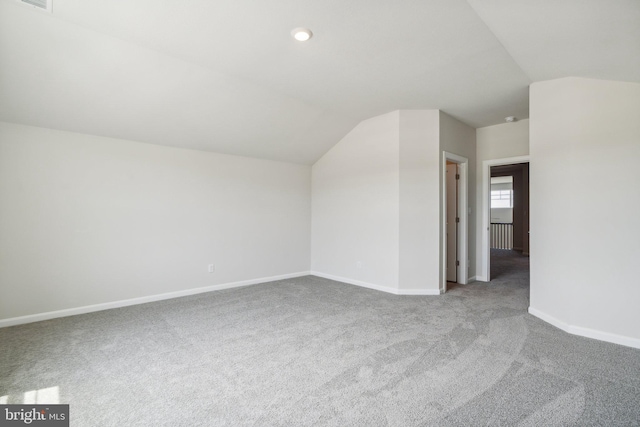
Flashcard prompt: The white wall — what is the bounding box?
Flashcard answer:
[312,110,473,295]
[399,110,440,292]
[0,122,311,322]
[490,207,513,223]
[475,119,529,277]
[476,119,530,161]
[440,112,477,284]
[311,112,400,291]
[529,77,640,347]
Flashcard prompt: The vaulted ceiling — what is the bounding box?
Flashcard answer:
[1,0,638,164]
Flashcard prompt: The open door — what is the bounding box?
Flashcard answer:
[442,151,468,292]
[446,162,458,283]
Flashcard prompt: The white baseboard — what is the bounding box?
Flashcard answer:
[528,307,570,331]
[0,271,310,329]
[528,307,640,349]
[310,271,440,296]
[467,276,477,283]
[397,288,441,296]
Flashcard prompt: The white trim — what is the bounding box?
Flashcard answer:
[310,272,440,296]
[528,307,640,349]
[467,276,477,283]
[528,307,570,330]
[442,152,469,293]
[397,288,442,296]
[0,271,310,328]
[310,271,396,293]
[481,155,530,282]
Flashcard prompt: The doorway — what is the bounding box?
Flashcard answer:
[480,156,530,282]
[442,152,468,293]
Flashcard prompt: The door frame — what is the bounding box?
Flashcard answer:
[445,162,458,283]
[479,155,530,282]
[441,152,468,292]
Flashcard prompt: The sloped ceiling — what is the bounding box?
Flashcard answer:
[0,0,638,164]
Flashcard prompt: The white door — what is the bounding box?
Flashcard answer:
[446,163,458,282]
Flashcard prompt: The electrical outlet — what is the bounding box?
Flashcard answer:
[208,264,215,273]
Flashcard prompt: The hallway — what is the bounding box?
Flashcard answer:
[490,248,529,282]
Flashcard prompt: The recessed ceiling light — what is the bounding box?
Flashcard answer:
[505,116,517,122]
[291,28,313,42]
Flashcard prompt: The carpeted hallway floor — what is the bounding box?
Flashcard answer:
[1,251,639,426]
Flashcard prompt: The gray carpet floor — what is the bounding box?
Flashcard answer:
[1,250,640,426]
